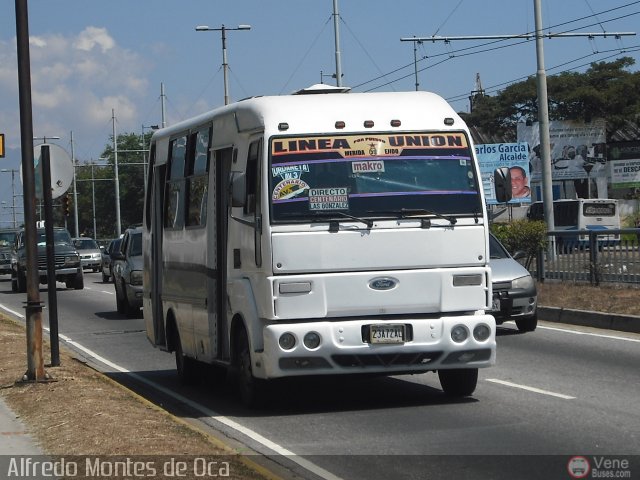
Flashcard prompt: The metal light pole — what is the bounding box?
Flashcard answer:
[195,24,251,105]
[112,109,121,237]
[70,131,79,237]
[1,169,19,227]
[332,0,343,87]
[16,0,47,382]
[141,124,159,185]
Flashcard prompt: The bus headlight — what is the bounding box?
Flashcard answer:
[451,325,468,343]
[279,332,296,350]
[303,332,321,349]
[473,324,491,342]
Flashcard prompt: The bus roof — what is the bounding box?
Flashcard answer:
[152,89,467,145]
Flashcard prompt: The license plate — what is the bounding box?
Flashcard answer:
[370,324,405,344]
[491,297,501,312]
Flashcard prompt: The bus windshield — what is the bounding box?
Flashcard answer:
[269,132,481,223]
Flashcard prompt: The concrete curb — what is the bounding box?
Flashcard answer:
[538,306,640,334]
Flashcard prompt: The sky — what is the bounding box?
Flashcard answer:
[1,0,639,226]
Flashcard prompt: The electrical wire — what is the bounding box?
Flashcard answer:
[353,2,640,92]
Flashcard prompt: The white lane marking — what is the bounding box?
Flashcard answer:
[486,378,576,399]
[17,325,343,480]
[539,325,640,343]
[0,304,25,318]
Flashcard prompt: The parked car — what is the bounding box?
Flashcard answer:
[111,227,142,317]
[73,237,102,272]
[101,238,121,282]
[0,228,18,275]
[489,233,538,332]
[11,227,83,292]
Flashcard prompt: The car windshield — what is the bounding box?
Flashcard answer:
[35,229,72,246]
[130,233,142,256]
[489,235,510,259]
[74,239,99,250]
[269,132,481,223]
[0,232,16,247]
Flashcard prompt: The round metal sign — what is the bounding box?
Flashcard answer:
[25,143,74,200]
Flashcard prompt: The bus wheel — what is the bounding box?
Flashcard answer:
[438,368,478,397]
[174,329,199,385]
[235,330,264,408]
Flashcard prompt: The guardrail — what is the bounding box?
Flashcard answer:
[531,229,640,286]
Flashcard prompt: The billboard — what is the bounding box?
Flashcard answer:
[609,141,640,189]
[476,142,530,204]
[516,119,607,182]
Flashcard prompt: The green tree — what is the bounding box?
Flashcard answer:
[462,57,640,140]
[491,219,547,269]
[74,131,151,240]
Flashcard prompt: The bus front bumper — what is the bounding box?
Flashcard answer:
[257,314,496,379]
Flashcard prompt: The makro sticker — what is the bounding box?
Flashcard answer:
[352,160,385,174]
[272,178,309,200]
[309,187,349,210]
[272,164,309,180]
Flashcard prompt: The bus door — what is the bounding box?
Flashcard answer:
[151,162,167,348]
[210,147,233,360]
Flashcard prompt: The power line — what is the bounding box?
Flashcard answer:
[353,3,640,91]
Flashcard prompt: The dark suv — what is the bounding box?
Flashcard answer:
[0,228,18,276]
[11,227,84,292]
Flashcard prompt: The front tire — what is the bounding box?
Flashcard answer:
[235,329,265,408]
[515,312,538,332]
[438,368,478,397]
[16,269,27,293]
[115,283,126,314]
[174,329,199,385]
[73,271,84,290]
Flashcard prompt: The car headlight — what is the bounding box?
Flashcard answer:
[512,274,534,290]
[130,270,143,285]
[64,254,80,266]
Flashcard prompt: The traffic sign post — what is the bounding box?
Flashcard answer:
[41,145,60,367]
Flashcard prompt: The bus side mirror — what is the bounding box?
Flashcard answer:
[493,167,512,203]
[230,173,246,208]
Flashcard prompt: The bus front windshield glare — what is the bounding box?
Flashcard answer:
[269,132,481,222]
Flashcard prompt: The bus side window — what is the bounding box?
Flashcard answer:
[186,126,210,227]
[245,140,261,215]
[165,135,187,229]
[144,142,156,230]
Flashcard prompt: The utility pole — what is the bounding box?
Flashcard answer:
[160,82,167,128]
[14,0,47,382]
[112,109,121,237]
[533,0,555,249]
[332,0,343,87]
[195,24,251,105]
[413,38,421,91]
[401,19,635,239]
[71,131,79,238]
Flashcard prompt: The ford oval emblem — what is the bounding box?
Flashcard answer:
[369,277,398,291]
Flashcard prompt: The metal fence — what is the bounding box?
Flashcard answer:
[530,229,640,285]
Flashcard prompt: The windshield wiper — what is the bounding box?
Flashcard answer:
[308,211,373,229]
[367,208,457,225]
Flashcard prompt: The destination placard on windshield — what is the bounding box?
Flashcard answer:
[272,133,469,159]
